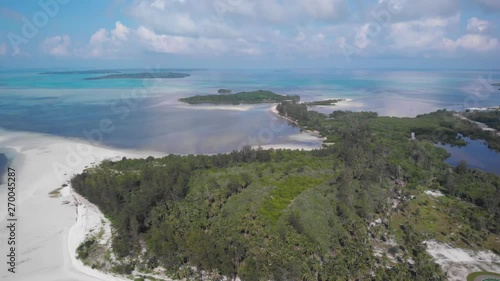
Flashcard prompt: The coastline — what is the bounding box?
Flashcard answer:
[270,104,298,125]
[0,127,323,280]
[269,104,327,146]
[0,130,163,281]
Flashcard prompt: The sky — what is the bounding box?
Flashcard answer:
[0,0,499,69]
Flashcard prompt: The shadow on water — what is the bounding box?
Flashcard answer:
[437,136,500,175]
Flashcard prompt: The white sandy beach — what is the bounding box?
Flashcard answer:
[0,130,163,281]
[0,127,325,281]
[174,104,257,111]
[268,105,325,150]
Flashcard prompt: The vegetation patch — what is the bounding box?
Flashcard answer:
[71,102,500,280]
[179,90,300,105]
[304,99,345,106]
[467,272,500,281]
[259,176,325,221]
[48,187,64,198]
[465,109,500,131]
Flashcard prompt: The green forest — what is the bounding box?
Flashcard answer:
[303,99,345,106]
[72,101,500,280]
[179,90,300,105]
[465,109,500,131]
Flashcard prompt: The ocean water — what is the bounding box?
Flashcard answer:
[0,68,499,155]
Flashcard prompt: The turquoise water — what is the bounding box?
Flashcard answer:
[0,68,499,155]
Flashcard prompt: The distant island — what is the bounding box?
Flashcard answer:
[85,72,191,80]
[179,90,300,105]
[304,99,345,106]
[40,70,121,75]
[493,83,500,90]
[218,89,232,94]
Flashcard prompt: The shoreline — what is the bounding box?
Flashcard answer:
[0,130,163,281]
[0,127,323,280]
[270,104,299,125]
[269,104,327,146]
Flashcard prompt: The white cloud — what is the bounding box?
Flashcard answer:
[240,47,262,56]
[136,26,192,54]
[111,21,130,41]
[385,15,459,52]
[40,35,72,56]
[61,0,499,62]
[443,34,499,52]
[136,26,230,55]
[150,0,167,10]
[0,43,6,56]
[300,0,349,21]
[128,0,350,40]
[89,22,129,45]
[382,14,499,55]
[82,21,132,58]
[75,22,235,58]
[467,17,490,33]
[90,29,109,45]
[373,0,458,22]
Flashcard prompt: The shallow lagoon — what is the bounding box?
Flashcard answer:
[437,136,500,175]
[1,68,500,155]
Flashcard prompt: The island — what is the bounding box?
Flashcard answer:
[72,100,500,281]
[40,70,121,75]
[218,89,232,94]
[179,90,300,105]
[493,83,500,90]
[85,72,191,80]
[304,99,345,106]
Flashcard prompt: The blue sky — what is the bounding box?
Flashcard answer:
[0,0,499,69]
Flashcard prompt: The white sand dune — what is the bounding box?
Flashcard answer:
[175,104,256,111]
[0,129,319,281]
[425,240,500,281]
[0,130,162,281]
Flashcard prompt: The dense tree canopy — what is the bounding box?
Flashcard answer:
[179,90,300,105]
[72,103,500,280]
